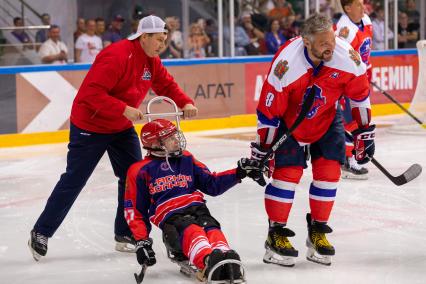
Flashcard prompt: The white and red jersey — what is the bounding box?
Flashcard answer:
[256,36,371,147]
[334,13,373,69]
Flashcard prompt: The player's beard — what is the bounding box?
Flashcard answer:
[311,46,333,62]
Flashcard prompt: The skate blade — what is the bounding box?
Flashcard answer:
[115,242,136,253]
[306,248,332,266]
[28,240,42,261]
[263,249,295,267]
[341,171,368,180]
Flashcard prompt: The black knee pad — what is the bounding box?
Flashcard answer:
[162,223,182,253]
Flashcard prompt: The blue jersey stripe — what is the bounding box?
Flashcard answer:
[309,184,337,198]
[257,110,280,128]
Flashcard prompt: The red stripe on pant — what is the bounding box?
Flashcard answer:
[206,228,230,251]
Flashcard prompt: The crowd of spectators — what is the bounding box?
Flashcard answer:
[2,0,422,64]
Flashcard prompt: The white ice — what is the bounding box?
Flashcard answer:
[1,120,426,284]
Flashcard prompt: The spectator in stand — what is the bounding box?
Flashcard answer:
[268,0,294,21]
[398,12,419,49]
[39,25,68,64]
[75,19,103,63]
[35,13,51,51]
[205,18,218,56]
[160,17,182,59]
[372,6,394,50]
[363,0,374,16]
[281,14,300,39]
[11,17,33,50]
[103,14,125,47]
[74,18,85,43]
[224,18,252,56]
[241,11,265,55]
[265,19,286,54]
[169,17,184,56]
[187,22,210,58]
[95,17,106,39]
[404,0,420,25]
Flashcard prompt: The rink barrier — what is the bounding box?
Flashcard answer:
[0,114,257,147]
[0,49,418,147]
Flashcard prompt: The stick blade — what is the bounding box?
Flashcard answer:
[395,164,422,186]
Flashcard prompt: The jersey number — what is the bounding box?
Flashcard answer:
[265,92,275,107]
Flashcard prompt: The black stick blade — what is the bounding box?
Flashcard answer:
[397,163,422,186]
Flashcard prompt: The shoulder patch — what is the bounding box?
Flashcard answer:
[349,48,361,66]
[273,60,289,80]
[339,27,350,39]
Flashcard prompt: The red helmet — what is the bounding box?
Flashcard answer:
[141,119,177,148]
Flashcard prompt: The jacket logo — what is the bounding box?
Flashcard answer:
[298,85,326,119]
[339,27,349,39]
[142,67,151,80]
[330,72,339,79]
[349,48,361,66]
[273,60,289,80]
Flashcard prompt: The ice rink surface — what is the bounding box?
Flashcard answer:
[1,123,425,284]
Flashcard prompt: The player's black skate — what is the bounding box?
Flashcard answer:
[341,156,368,180]
[196,249,227,283]
[28,229,48,261]
[115,234,136,253]
[263,225,298,267]
[306,213,335,266]
[223,250,244,282]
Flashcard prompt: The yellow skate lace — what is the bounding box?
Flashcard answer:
[311,231,332,249]
[271,233,294,249]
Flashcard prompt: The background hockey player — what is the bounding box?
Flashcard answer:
[125,119,264,282]
[28,15,198,261]
[334,0,373,179]
[250,13,375,266]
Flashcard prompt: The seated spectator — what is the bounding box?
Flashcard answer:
[11,17,33,50]
[160,17,182,59]
[75,19,102,63]
[241,11,265,55]
[73,18,85,43]
[268,0,294,21]
[265,19,286,54]
[281,14,300,40]
[95,17,106,38]
[39,25,68,64]
[102,14,125,47]
[187,22,210,58]
[35,13,50,50]
[372,6,394,50]
[398,12,419,49]
[205,18,218,56]
[224,19,252,56]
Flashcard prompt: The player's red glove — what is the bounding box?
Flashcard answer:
[352,124,376,164]
[250,142,274,178]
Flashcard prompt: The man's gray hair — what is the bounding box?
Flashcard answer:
[301,13,333,41]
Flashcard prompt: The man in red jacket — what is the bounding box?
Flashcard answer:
[28,15,198,261]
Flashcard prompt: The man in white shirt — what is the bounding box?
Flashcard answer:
[372,6,394,50]
[75,19,103,63]
[38,25,68,64]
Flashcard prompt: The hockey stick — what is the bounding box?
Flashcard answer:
[134,264,148,284]
[370,157,422,186]
[260,86,316,164]
[370,81,424,126]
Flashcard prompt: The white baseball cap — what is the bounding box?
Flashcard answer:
[128,15,167,40]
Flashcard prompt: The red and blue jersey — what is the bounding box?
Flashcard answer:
[256,36,371,147]
[334,13,373,69]
[124,150,239,240]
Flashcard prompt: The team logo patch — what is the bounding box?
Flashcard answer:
[273,60,289,80]
[339,27,350,39]
[330,72,339,79]
[298,85,326,119]
[160,162,170,171]
[142,67,152,80]
[349,48,361,66]
[359,37,372,64]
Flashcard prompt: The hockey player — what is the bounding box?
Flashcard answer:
[334,0,373,179]
[251,13,375,266]
[125,119,263,282]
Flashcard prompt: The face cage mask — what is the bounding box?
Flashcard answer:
[148,130,186,158]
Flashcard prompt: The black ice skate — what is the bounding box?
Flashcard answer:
[28,229,48,261]
[115,235,136,253]
[306,213,335,266]
[196,249,226,282]
[223,250,245,283]
[263,226,298,267]
[341,156,368,180]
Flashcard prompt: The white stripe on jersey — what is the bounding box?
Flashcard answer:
[335,13,372,44]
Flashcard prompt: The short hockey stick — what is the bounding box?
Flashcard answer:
[134,264,148,284]
[370,81,424,126]
[260,86,316,164]
[370,157,422,186]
